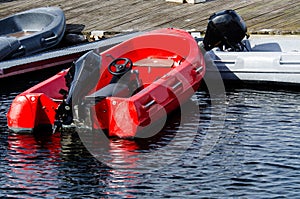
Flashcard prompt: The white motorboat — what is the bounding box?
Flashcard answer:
[204,35,300,85]
[199,10,300,86]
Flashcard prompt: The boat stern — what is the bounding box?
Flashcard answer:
[103,98,139,138]
[7,93,58,133]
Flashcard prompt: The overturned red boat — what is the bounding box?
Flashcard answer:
[7,28,205,138]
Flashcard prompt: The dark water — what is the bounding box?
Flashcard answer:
[1,74,300,198]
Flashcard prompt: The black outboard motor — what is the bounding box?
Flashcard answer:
[65,50,101,106]
[203,9,248,51]
[53,50,101,133]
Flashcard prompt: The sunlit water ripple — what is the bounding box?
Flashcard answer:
[1,74,300,198]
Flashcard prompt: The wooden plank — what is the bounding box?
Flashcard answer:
[0,0,298,34]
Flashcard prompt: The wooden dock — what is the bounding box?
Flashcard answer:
[0,0,299,35]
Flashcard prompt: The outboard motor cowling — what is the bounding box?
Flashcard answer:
[203,9,248,51]
[53,50,101,133]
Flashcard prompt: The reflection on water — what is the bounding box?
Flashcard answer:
[77,99,203,172]
[1,75,300,197]
[5,133,61,198]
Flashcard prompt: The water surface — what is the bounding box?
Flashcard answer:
[1,74,300,198]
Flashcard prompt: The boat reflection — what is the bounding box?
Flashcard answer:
[4,95,206,197]
[75,98,201,172]
[6,132,61,196]
[7,132,61,166]
[60,126,179,171]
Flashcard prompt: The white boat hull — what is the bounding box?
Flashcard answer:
[204,35,300,85]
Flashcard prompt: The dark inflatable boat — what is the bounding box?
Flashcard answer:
[0,7,66,61]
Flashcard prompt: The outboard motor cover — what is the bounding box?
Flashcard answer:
[203,9,248,51]
[53,50,101,132]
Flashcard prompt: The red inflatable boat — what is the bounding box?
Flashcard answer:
[7,28,205,138]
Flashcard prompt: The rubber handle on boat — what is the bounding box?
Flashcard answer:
[195,66,204,73]
[172,81,182,90]
[143,99,156,109]
[41,34,58,46]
